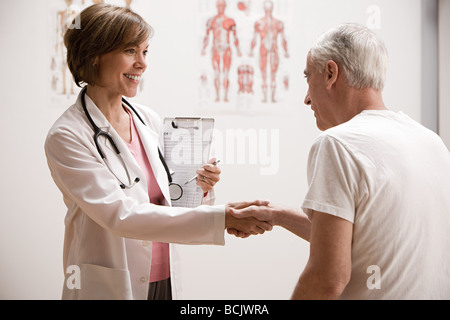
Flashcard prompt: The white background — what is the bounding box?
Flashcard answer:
[0,0,446,299]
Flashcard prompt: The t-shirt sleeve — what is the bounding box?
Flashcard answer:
[302,134,362,223]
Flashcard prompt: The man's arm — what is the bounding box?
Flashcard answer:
[228,204,352,298]
[275,205,310,241]
[227,202,310,241]
[291,210,352,300]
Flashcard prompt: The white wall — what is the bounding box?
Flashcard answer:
[0,0,427,299]
[439,0,450,148]
[421,0,438,132]
[0,1,66,299]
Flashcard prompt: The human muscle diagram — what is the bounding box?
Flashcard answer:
[48,0,292,111]
[198,0,292,111]
[250,0,289,103]
[201,0,243,102]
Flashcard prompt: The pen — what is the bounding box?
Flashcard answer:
[184,160,221,185]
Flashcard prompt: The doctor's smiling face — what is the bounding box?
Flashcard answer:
[64,4,153,95]
[94,39,149,98]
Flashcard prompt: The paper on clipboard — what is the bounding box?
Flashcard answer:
[163,118,215,208]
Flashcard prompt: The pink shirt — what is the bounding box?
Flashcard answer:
[124,109,170,283]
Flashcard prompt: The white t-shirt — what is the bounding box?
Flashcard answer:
[302,110,450,299]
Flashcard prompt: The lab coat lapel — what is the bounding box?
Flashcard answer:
[81,93,148,197]
[130,107,172,206]
[82,92,110,131]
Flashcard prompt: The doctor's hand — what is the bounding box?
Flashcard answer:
[225,200,273,238]
[196,158,221,194]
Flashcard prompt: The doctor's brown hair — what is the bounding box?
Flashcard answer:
[64,4,153,87]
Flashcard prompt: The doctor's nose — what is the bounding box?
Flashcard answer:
[135,54,147,70]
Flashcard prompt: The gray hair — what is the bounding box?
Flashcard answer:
[310,23,388,91]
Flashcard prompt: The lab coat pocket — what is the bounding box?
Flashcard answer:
[79,263,133,300]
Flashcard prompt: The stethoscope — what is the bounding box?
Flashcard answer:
[81,87,183,201]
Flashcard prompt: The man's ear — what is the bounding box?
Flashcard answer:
[325,60,339,89]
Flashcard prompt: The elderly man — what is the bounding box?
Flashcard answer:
[229,23,450,299]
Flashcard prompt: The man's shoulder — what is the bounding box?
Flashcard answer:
[321,111,380,141]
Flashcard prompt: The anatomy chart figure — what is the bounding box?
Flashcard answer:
[55,0,82,95]
[124,0,132,9]
[201,0,242,102]
[250,0,289,103]
[237,65,254,94]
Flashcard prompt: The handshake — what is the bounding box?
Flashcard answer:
[225,200,278,239]
[225,200,310,240]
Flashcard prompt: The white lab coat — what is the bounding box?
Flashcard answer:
[45,90,225,300]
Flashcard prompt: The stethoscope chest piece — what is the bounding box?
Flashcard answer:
[169,183,183,201]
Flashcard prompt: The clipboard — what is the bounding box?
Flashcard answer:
[163,117,215,208]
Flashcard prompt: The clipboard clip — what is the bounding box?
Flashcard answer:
[171,118,201,130]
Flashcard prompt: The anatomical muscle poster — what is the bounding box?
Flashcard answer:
[197,0,293,113]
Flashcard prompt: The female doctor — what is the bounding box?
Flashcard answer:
[44,4,271,300]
